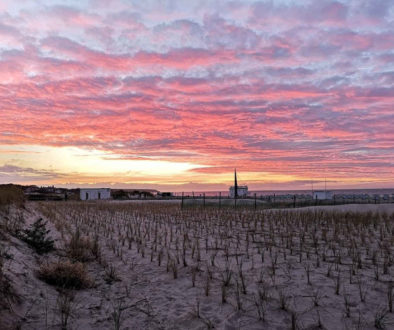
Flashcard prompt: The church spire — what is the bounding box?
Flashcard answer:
[234,168,238,198]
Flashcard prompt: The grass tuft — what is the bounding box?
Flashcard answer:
[38,260,93,289]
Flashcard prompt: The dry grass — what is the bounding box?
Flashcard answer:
[0,245,19,311]
[56,290,75,330]
[38,260,93,289]
[34,201,394,328]
[66,229,95,262]
[0,185,24,211]
[0,185,25,237]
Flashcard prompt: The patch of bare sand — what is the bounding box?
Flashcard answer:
[289,203,394,213]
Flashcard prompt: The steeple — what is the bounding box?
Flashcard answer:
[234,168,238,198]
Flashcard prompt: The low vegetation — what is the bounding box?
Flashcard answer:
[21,218,55,254]
[0,185,24,213]
[38,260,93,289]
[2,200,393,328]
[34,201,393,329]
[0,244,18,311]
[66,229,95,262]
[0,185,24,316]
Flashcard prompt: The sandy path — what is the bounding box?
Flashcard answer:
[290,203,394,213]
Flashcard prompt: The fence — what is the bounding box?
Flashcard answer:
[176,192,394,210]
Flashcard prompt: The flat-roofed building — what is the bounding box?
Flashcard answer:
[313,190,333,200]
[229,185,248,198]
[80,188,111,201]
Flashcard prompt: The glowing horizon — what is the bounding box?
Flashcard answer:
[1,1,393,191]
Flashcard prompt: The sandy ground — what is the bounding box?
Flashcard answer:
[1,202,393,329]
[291,203,394,213]
[112,199,394,213]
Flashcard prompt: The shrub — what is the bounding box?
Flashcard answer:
[38,260,93,289]
[374,309,389,329]
[0,185,24,212]
[56,290,75,330]
[66,229,93,261]
[0,246,18,309]
[21,218,55,254]
[104,264,120,284]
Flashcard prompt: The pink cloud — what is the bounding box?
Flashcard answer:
[0,1,393,188]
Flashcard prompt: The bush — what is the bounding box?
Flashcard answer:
[0,185,24,213]
[66,229,94,262]
[38,260,93,289]
[21,218,55,254]
[0,245,19,309]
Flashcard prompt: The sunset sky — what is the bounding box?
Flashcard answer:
[0,0,393,191]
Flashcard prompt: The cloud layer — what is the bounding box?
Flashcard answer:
[0,0,393,189]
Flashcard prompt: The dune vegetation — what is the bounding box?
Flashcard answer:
[1,200,394,329]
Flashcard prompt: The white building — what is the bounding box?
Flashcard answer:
[229,185,248,198]
[313,190,333,200]
[80,188,111,201]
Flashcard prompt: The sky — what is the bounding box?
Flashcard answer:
[0,0,393,191]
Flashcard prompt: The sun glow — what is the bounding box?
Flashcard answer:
[0,145,207,178]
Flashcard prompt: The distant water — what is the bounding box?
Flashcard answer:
[176,188,394,197]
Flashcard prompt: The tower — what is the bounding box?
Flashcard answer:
[234,168,238,198]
